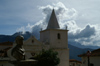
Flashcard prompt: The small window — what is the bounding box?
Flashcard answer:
[57,33,61,39]
[32,40,34,43]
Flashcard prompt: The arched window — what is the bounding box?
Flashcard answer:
[57,33,61,39]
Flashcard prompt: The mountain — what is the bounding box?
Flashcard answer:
[68,40,99,49]
[0,31,99,49]
[0,31,97,61]
[68,44,93,61]
[0,35,15,42]
[0,31,32,43]
[12,31,32,40]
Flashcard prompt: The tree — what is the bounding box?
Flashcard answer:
[34,49,60,66]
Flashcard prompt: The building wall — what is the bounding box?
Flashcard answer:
[40,29,68,48]
[55,49,69,66]
[40,30,50,44]
[40,29,69,66]
[23,36,43,59]
[23,45,42,59]
[81,56,100,66]
[49,29,68,48]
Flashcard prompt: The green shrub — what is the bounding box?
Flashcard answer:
[34,49,60,66]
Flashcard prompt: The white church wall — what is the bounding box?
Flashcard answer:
[49,29,68,48]
[54,49,69,66]
[81,56,100,66]
[40,30,50,44]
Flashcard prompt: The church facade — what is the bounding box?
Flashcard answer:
[4,9,69,66]
[24,9,69,66]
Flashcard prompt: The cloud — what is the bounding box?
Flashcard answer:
[68,24,96,39]
[69,24,100,46]
[79,25,95,38]
[16,23,32,34]
[16,27,25,34]
[29,2,78,39]
[17,2,100,47]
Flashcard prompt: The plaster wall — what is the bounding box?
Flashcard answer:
[40,29,69,66]
[81,56,100,66]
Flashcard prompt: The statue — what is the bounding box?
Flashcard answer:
[9,35,37,66]
[11,35,25,61]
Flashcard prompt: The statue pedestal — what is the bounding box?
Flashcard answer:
[9,59,37,66]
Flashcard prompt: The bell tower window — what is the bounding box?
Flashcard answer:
[57,33,61,39]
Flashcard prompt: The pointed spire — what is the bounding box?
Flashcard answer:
[47,9,60,29]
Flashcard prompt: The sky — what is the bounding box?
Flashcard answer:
[0,0,100,47]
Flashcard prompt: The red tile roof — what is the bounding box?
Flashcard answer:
[78,48,100,57]
[0,41,13,46]
[0,47,12,57]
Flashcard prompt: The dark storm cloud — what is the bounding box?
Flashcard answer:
[30,2,100,47]
[79,25,95,37]
[31,25,41,39]
[68,25,96,39]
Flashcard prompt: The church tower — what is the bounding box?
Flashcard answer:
[40,9,69,66]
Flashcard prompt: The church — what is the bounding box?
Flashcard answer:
[23,9,69,66]
[0,9,69,66]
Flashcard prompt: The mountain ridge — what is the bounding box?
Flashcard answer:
[0,31,97,60]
